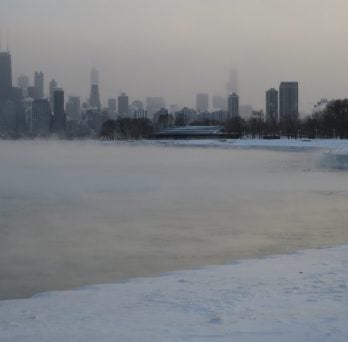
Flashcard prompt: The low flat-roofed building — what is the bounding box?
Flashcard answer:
[155,125,227,139]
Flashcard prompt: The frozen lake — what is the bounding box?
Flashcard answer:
[1,140,348,299]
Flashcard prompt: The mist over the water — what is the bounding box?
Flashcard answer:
[1,141,348,299]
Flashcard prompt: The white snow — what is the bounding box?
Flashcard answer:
[1,245,348,341]
[103,138,348,169]
[156,138,348,152]
[103,138,348,152]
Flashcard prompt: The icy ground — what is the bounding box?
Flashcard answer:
[159,138,348,151]
[104,138,348,151]
[1,246,348,342]
[104,138,348,169]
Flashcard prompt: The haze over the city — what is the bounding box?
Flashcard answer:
[1,0,348,112]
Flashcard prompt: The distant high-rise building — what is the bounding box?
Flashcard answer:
[107,98,117,112]
[279,82,298,119]
[52,88,65,134]
[196,93,209,112]
[89,67,101,109]
[266,88,279,122]
[0,51,12,100]
[153,107,169,124]
[91,67,99,86]
[34,71,44,99]
[17,75,29,97]
[11,87,23,101]
[27,86,39,100]
[0,99,16,134]
[175,107,197,126]
[49,79,58,106]
[22,97,34,132]
[66,96,81,121]
[31,99,50,136]
[89,84,101,109]
[226,69,238,94]
[1,51,26,135]
[118,93,129,116]
[146,97,166,118]
[228,93,239,119]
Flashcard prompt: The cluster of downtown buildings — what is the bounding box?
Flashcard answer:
[0,49,299,138]
[195,81,298,124]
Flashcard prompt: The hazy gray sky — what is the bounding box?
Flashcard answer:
[1,0,348,112]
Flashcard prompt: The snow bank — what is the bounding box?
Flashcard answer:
[103,138,348,151]
[1,245,348,341]
[167,138,348,151]
[178,138,348,169]
[103,138,348,169]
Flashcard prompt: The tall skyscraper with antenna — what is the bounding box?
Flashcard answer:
[0,30,12,100]
[89,67,101,109]
[0,30,16,134]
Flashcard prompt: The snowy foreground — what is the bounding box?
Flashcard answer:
[106,138,348,151]
[161,138,348,151]
[1,246,348,342]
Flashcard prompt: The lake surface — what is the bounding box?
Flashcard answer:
[1,140,348,299]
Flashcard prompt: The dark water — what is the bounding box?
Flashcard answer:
[1,141,348,299]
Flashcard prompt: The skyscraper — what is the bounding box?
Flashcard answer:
[91,67,99,85]
[66,96,81,121]
[279,82,298,119]
[118,93,129,116]
[34,71,44,99]
[0,51,12,100]
[49,79,58,106]
[31,99,50,136]
[107,98,117,112]
[27,86,39,99]
[266,88,278,122]
[89,68,101,109]
[228,93,239,119]
[52,88,65,134]
[17,75,29,97]
[89,84,101,109]
[0,99,16,134]
[196,93,209,112]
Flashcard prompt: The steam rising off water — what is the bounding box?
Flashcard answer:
[1,141,348,299]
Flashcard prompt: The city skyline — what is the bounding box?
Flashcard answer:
[4,52,300,119]
[1,0,348,112]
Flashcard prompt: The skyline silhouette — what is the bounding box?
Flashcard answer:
[1,0,348,112]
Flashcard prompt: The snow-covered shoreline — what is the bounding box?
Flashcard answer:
[1,139,348,341]
[103,138,348,169]
[1,245,348,341]
[102,138,348,151]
